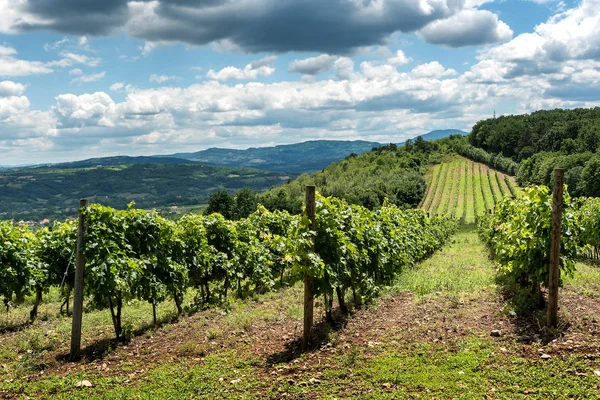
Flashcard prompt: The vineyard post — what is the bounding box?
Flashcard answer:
[70,198,88,360]
[303,185,316,349]
[548,169,564,328]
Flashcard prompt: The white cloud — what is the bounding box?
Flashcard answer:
[387,50,412,66]
[69,68,83,76]
[70,71,106,85]
[419,10,513,47]
[206,56,276,81]
[0,46,53,77]
[411,62,458,78]
[0,80,26,97]
[110,82,125,92]
[46,52,101,68]
[149,74,177,84]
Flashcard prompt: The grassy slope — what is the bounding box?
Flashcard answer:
[422,156,516,222]
[3,228,600,399]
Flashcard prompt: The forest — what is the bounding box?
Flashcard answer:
[467,107,600,197]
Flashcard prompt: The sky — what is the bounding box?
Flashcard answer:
[0,0,598,165]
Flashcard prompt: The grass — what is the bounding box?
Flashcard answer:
[392,226,496,298]
[422,156,517,223]
[464,160,476,224]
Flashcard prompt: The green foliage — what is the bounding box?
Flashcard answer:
[205,190,235,219]
[451,137,519,175]
[234,188,258,219]
[310,195,458,307]
[259,144,439,213]
[576,198,600,260]
[1,194,457,338]
[0,221,35,311]
[469,107,600,161]
[478,186,580,293]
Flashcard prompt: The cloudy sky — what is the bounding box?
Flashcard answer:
[0,0,598,164]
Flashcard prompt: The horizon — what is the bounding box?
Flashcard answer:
[1,0,598,164]
[0,129,467,167]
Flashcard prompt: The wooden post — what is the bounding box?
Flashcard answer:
[548,169,564,328]
[70,199,88,360]
[303,186,316,349]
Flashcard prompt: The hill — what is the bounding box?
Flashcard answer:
[165,140,382,173]
[162,132,466,173]
[0,163,295,222]
[420,155,520,224]
[468,107,600,197]
[258,141,446,214]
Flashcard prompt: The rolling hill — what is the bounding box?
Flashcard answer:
[0,163,295,222]
[164,140,382,173]
[162,131,467,173]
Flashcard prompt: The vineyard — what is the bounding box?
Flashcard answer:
[4,159,600,398]
[0,196,456,343]
[421,156,520,223]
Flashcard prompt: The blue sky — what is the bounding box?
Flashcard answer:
[0,0,597,164]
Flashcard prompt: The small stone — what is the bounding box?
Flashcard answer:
[594,370,600,376]
[230,379,241,384]
[540,354,552,360]
[490,330,502,337]
[309,378,321,385]
[382,383,392,388]
[75,380,93,388]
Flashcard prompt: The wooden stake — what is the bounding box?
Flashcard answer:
[70,199,88,360]
[548,169,564,328]
[303,186,316,349]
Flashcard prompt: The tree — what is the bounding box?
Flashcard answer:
[582,155,600,197]
[205,190,234,219]
[234,188,258,219]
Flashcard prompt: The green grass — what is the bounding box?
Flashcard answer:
[464,160,476,224]
[454,159,466,220]
[430,162,449,214]
[392,226,495,298]
[564,261,600,297]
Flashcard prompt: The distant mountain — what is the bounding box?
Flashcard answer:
[165,140,382,173]
[162,132,468,173]
[26,155,199,170]
[398,129,468,145]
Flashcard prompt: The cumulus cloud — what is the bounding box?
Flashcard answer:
[387,50,412,66]
[419,9,513,47]
[411,62,458,78]
[206,56,276,81]
[0,81,26,97]
[69,68,83,76]
[70,71,106,85]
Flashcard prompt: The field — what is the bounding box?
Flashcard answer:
[2,227,600,399]
[421,156,520,223]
